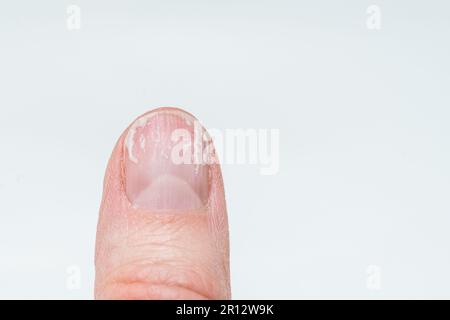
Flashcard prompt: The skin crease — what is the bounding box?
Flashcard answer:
[95,107,231,300]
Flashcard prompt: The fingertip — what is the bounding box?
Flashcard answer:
[95,107,231,299]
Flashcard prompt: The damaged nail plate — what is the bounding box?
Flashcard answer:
[123,107,210,211]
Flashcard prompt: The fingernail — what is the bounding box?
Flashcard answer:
[123,108,209,210]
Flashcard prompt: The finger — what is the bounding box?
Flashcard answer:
[94,107,230,300]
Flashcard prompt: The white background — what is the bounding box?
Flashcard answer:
[1,0,450,299]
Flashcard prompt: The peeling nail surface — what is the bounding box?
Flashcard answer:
[124,108,210,211]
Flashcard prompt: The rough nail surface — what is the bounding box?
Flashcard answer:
[124,109,209,210]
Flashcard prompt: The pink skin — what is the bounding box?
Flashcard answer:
[95,107,230,299]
